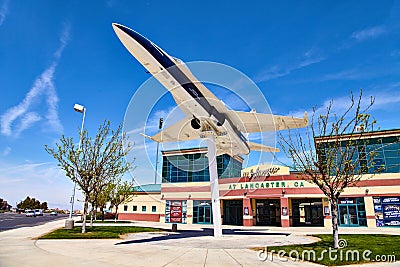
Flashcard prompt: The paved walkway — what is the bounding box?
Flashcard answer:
[0,219,399,267]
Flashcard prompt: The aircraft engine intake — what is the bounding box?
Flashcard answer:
[190,117,201,129]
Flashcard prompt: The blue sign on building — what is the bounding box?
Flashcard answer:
[374,197,400,227]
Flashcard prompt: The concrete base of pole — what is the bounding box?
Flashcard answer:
[65,219,74,229]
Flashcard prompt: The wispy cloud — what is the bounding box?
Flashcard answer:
[15,112,42,136]
[320,68,372,81]
[1,146,11,156]
[288,88,400,124]
[369,84,400,109]
[318,64,400,83]
[0,24,70,137]
[126,126,144,136]
[0,0,9,27]
[390,50,400,57]
[146,105,183,135]
[254,48,324,82]
[106,0,117,8]
[54,23,70,59]
[351,26,386,42]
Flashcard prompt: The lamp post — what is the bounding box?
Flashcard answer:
[154,118,163,184]
[65,103,86,229]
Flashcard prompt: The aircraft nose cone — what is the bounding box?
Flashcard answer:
[112,23,122,32]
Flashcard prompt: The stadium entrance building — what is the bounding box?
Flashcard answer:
[118,129,400,228]
[160,148,329,227]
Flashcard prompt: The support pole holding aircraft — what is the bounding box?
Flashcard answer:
[154,118,163,184]
[206,135,223,238]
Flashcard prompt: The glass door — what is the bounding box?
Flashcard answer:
[193,201,212,224]
[223,200,243,225]
[197,205,212,224]
[339,205,359,226]
[348,205,359,225]
[310,205,324,225]
[204,205,211,223]
[256,200,281,226]
[198,206,205,223]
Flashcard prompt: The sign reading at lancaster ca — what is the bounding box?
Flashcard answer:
[225,180,317,190]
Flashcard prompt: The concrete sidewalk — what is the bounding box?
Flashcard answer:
[0,219,399,267]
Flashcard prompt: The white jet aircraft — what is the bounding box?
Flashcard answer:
[112,23,308,157]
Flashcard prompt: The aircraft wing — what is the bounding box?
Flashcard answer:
[247,141,279,152]
[142,118,201,143]
[231,111,308,133]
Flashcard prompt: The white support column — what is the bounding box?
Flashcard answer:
[206,135,223,237]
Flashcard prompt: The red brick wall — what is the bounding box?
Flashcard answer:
[118,213,160,222]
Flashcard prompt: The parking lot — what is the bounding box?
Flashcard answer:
[0,212,68,231]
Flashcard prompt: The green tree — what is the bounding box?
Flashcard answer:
[17,196,47,210]
[279,90,380,248]
[108,178,135,222]
[0,198,11,211]
[40,202,48,210]
[45,121,133,233]
[94,188,110,221]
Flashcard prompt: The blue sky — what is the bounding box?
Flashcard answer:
[0,1,399,209]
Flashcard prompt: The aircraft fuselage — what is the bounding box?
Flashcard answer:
[112,23,250,156]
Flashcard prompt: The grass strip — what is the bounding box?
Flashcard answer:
[75,220,132,224]
[39,226,162,239]
[255,234,399,266]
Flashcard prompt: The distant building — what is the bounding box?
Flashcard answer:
[117,184,162,222]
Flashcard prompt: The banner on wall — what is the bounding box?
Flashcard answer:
[373,197,400,227]
[165,200,187,224]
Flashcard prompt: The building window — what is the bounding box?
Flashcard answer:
[316,135,400,174]
[123,205,128,211]
[142,206,147,212]
[162,152,243,183]
[218,154,242,178]
[152,206,157,212]
[133,205,137,212]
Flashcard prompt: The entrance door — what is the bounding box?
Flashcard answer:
[256,199,281,226]
[197,205,212,224]
[292,199,323,226]
[309,205,323,225]
[339,205,359,226]
[223,200,243,225]
[193,201,212,224]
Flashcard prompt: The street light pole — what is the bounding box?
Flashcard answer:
[154,118,163,184]
[66,104,86,228]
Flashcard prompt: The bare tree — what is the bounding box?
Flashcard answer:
[45,121,133,233]
[279,90,381,248]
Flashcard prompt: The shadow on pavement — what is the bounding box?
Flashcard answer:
[115,228,290,245]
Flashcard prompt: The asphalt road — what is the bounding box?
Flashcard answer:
[0,212,68,231]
